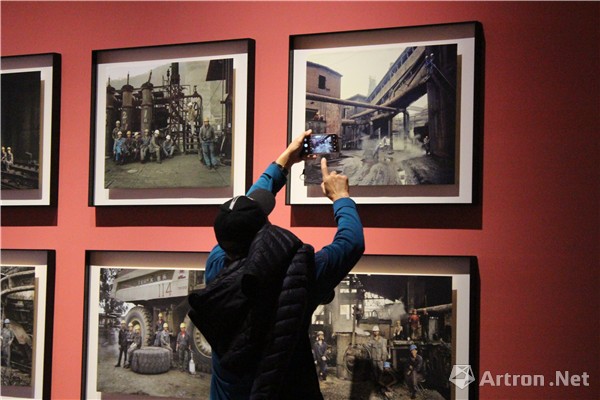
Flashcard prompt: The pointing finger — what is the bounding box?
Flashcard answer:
[320,157,329,178]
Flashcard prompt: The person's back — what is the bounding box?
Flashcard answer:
[190,130,364,399]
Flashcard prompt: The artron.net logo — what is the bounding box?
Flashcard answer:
[449,365,591,389]
[449,364,476,389]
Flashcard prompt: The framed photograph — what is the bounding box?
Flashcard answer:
[82,251,211,399]
[311,255,478,400]
[1,53,61,206]
[83,251,477,400]
[309,255,477,400]
[1,249,56,399]
[287,22,482,204]
[89,39,255,206]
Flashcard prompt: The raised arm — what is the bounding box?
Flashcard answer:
[313,157,365,299]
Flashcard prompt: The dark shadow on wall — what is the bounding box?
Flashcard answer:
[468,256,481,400]
[292,203,482,229]
[1,207,58,226]
[95,205,220,227]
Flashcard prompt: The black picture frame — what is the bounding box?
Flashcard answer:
[1,249,56,399]
[89,39,255,206]
[1,53,61,207]
[287,22,483,205]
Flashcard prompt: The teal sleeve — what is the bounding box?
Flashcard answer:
[313,197,365,299]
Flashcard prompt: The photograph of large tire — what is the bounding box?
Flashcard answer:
[130,347,171,375]
[89,266,213,398]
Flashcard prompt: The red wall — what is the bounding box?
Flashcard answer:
[1,2,598,399]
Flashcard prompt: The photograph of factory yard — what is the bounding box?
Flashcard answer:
[299,43,458,190]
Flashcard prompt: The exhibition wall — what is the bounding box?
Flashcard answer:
[1,1,598,399]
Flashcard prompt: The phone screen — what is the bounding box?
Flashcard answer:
[304,134,338,154]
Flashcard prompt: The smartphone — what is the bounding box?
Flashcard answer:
[301,133,339,155]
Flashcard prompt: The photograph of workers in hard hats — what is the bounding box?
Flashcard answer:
[1,266,36,392]
[1,261,52,399]
[85,265,212,398]
[1,54,60,206]
[309,271,460,400]
[1,71,41,192]
[99,58,233,190]
[90,41,253,206]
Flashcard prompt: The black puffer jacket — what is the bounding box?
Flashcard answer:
[188,224,321,399]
